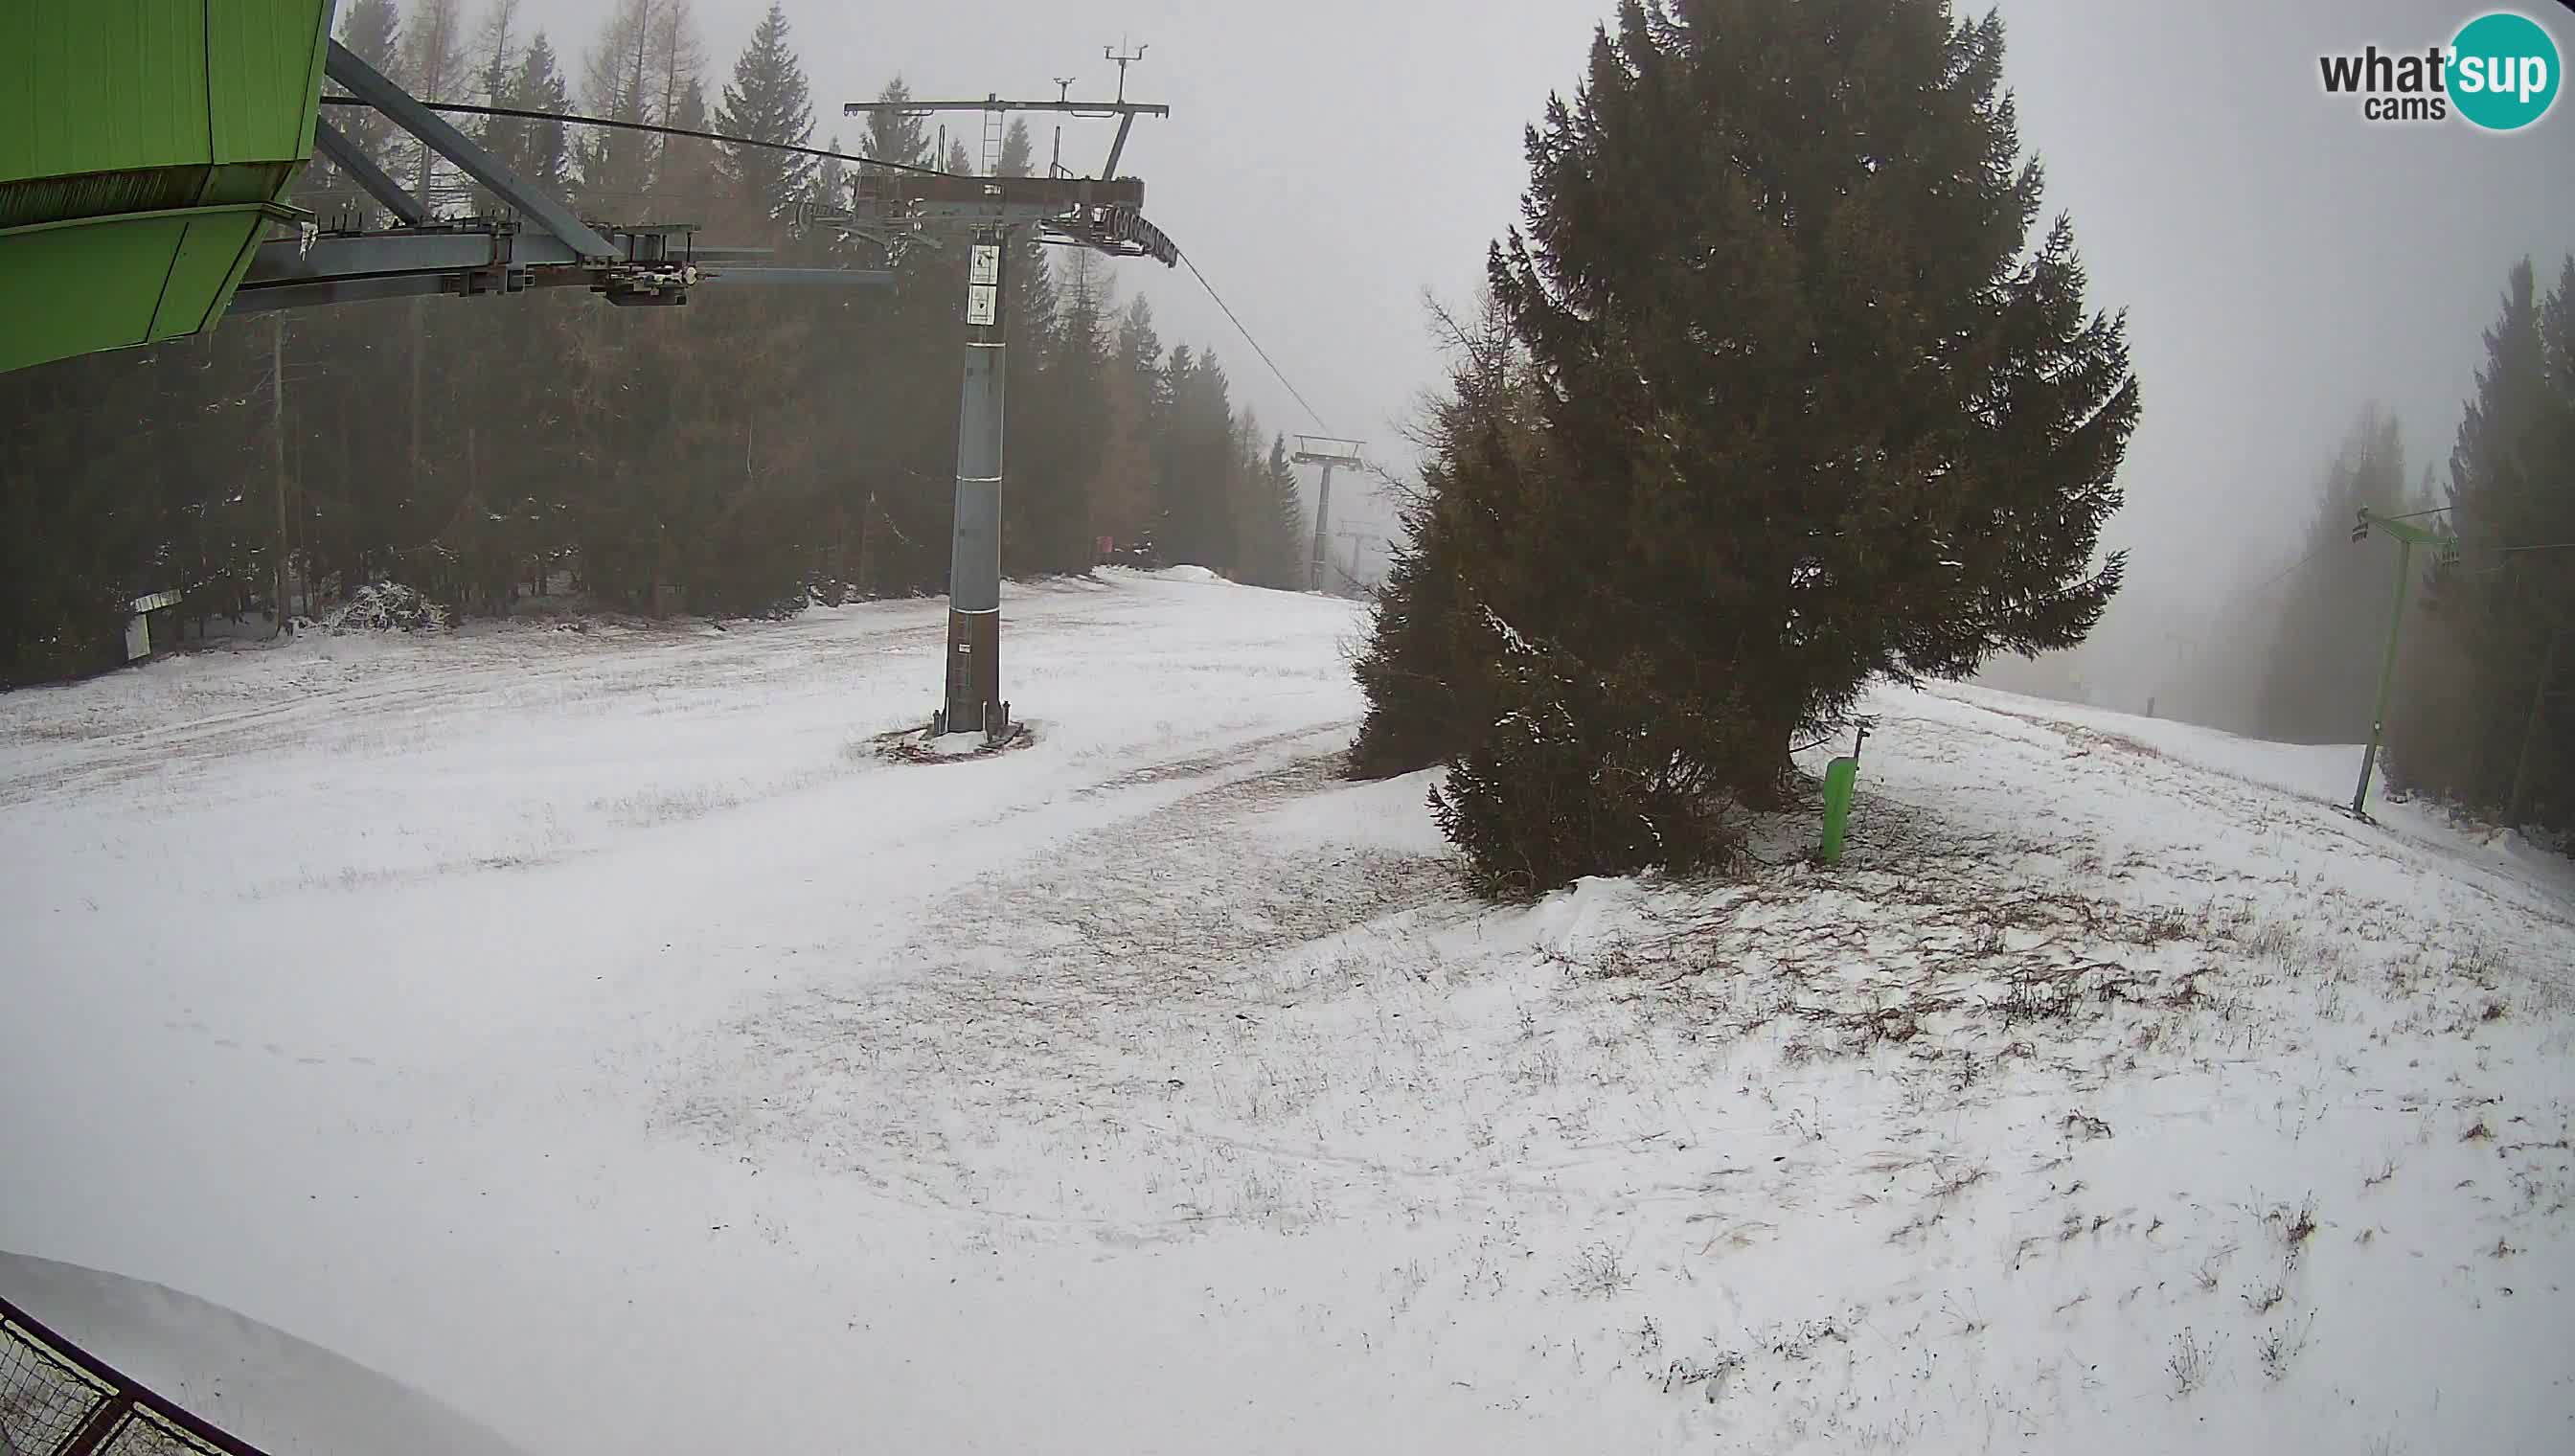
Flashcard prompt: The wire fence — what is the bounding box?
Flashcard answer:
[0,1295,270,1456]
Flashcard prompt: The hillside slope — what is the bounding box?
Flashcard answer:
[3,571,2569,1454]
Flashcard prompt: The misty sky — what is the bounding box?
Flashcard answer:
[517,0,2572,620]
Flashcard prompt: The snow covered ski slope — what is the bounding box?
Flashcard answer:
[3,569,2570,1454]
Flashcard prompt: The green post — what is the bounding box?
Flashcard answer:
[2352,537,2416,819]
[1819,756,1858,863]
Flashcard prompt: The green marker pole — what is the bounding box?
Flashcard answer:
[1818,757,1858,863]
[1818,721,1870,864]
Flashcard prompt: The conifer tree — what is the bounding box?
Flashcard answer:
[2391,256,2575,829]
[470,0,525,175]
[2257,406,2411,743]
[1368,1,2135,834]
[330,0,406,212]
[715,2,816,225]
[1266,435,1308,589]
[860,79,932,173]
[510,34,573,195]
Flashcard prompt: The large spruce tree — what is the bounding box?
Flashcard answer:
[1513,0,2135,791]
[1363,1,2136,857]
[1349,290,1548,779]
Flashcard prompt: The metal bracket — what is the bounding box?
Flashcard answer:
[323,38,622,261]
[311,118,433,227]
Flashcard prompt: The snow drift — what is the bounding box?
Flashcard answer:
[0,1252,530,1456]
[1,573,2568,1454]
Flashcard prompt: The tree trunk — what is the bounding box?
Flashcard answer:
[2505,618,2565,827]
[858,492,878,598]
[1740,685,1805,809]
[271,316,292,636]
[1739,570,1806,809]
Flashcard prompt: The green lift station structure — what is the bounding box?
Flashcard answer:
[1,1,335,375]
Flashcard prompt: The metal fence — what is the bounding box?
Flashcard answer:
[0,1294,270,1456]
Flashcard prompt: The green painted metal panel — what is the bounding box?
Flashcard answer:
[207,0,335,168]
[0,220,171,372]
[155,212,270,339]
[1818,756,1859,864]
[0,1,334,375]
[1,3,208,185]
[0,203,287,373]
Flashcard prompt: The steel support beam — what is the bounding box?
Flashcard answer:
[324,39,620,260]
[1306,463,1337,591]
[697,267,898,288]
[231,224,884,314]
[311,118,434,227]
[1103,113,1137,180]
[850,173,1142,211]
[843,97,1170,118]
[941,227,1010,736]
[227,272,492,314]
[244,229,545,283]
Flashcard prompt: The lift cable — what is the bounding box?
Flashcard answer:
[1172,245,1332,434]
[316,94,1335,437]
[316,95,954,179]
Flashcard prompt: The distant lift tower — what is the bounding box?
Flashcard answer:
[844,52,1174,739]
[1290,436,1366,593]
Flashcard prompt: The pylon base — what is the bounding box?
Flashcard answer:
[869,718,1037,765]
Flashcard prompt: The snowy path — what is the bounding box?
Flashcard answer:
[5,572,2572,1454]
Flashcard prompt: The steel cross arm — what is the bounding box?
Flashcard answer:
[887,201,1089,228]
[233,227,552,313]
[228,272,497,314]
[841,97,1170,117]
[1104,114,1139,180]
[239,224,714,281]
[850,173,1144,210]
[311,118,433,227]
[2359,507,2461,549]
[240,228,578,284]
[698,267,897,288]
[233,230,887,311]
[1290,434,1366,466]
[837,199,1121,240]
[323,38,621,260]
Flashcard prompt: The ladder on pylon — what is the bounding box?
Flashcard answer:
[979,102,1007,176]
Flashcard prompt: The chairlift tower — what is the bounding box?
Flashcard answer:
[844,52,1175,740]
[1332,526,1383,599]
[1289,435,1365,594]
[2346,507,2461,821]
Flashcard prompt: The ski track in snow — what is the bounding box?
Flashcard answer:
[4,568,2573,1455]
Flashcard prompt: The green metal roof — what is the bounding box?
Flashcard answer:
[0,0,336,374]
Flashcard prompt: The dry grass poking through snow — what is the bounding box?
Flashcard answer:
[649,678,2575,1454]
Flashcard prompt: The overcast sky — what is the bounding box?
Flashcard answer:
[516,0,2571,614]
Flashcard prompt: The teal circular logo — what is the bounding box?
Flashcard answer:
[2450,11,2561,130]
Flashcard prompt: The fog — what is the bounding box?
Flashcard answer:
[523,0,2569,705]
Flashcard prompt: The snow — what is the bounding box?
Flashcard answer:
[312,581,447,636]
[4,573,2572,1455]
[0,1252,530,1456]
